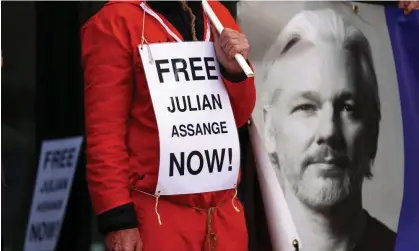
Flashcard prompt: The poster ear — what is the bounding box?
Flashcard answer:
[263,106,277,154]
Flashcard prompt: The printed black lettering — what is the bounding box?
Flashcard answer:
[171,58,190,82]
[205,148,225,173]
[227,148,233,171]
[36,200,63,212]
[195,123,203,136]
[168,94,222,113]
[211,94,222,110]
[204,57,218,80]
[220,121,228,134]
[43,148,75,170]
[202,95,212,110]
[156,58,220,83]
[171,121,229,138]
[28,221,61,242]
[195,95,202,110]
[186,96,198,111]
[169,149,232,176]
[187,124,194,136]
[171,124,179,137]
[167,97,176,113]
[203,122,212,135]
[40,178,69,194]
[67,148,75,167]
[211,122,220,134]
[176,96,187,112]
[43,151,53,169]
[169,152,185,176]
[189,57,205,81]
[186,151,204,175]
[155,59,170,83]
[179,124,187,137]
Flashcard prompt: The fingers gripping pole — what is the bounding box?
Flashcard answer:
[202,0,255,78]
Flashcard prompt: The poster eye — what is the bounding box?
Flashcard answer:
[343,104,355,112]
[294,104,316,112]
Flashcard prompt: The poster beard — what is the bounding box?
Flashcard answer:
[274,146,370,210]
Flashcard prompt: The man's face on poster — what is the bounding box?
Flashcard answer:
[265,45,375,209]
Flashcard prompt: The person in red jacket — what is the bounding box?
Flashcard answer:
[81,1,256,251]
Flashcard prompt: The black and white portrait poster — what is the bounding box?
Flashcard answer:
[237,2,419,251]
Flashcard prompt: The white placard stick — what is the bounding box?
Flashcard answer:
[202,0,255,78]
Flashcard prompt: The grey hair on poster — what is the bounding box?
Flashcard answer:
[262,8,381,173]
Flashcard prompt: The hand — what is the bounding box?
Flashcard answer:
[399,1,419,15]
[105,228,143,251]
[211,25,250,75]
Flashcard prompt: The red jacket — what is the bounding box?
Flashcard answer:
[82,0,256,232]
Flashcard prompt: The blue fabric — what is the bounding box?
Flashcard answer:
[385,7,419,251]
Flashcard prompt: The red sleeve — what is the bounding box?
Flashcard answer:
[211,2,257,128]
[81,7,134,216]
[222,69,256,128]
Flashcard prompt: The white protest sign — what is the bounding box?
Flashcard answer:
[23,136,83,251]
[139,41,241,196]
